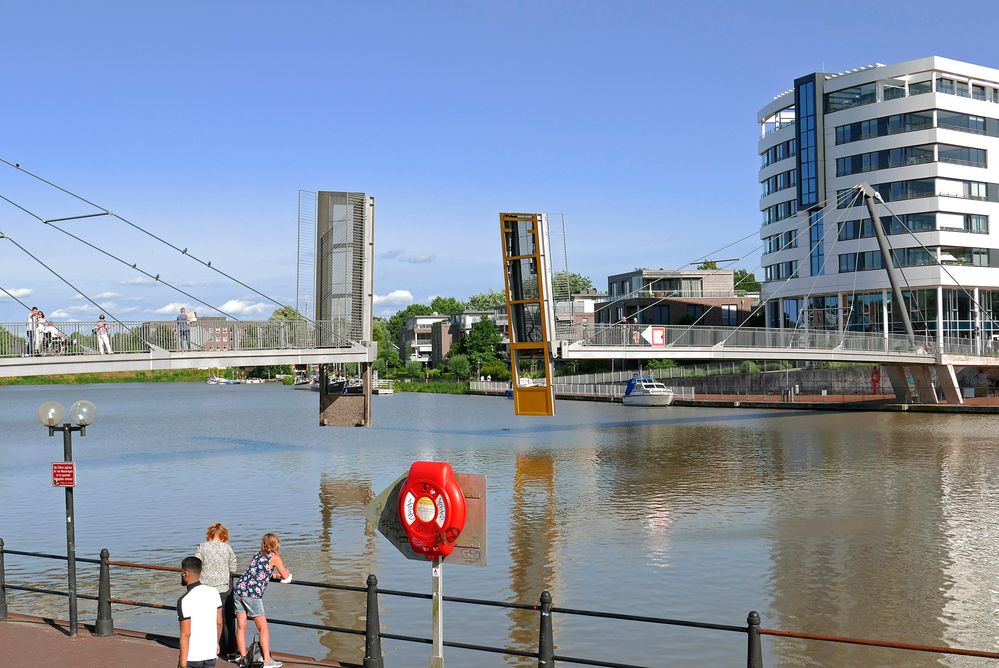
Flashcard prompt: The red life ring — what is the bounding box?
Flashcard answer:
[871,367,881,383]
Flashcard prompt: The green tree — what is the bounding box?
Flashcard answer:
[430,296,465,314]
[405,360,425,377]
[448,354,471,380]
[466,290,507,311]
[552,271,594,295]
[733,269,761,293]
[454,318,502,369]
[269,306,303,320]
[386,304,434,343]
[372,317,402,370]
[646,359,676,369]
[696,261,719,270]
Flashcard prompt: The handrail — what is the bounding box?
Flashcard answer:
[6,545,999,665]
[761,628,999,659]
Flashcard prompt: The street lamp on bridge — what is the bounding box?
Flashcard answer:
[37,399,96,637]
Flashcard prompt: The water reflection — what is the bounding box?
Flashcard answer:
[317,475,375,664]
[4,387,999,667]
[506,452,559,665]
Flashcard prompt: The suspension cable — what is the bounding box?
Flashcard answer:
[0,232,145,342]
[0,157,306,320]
[0,192,241,321]
[0,280,31,310]
[879,196,996,338]
[720,188,860,343]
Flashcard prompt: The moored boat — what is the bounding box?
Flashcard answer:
[622,376,675,406]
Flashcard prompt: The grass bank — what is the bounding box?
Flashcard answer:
[394,381,468,394]
[0,369,209,386]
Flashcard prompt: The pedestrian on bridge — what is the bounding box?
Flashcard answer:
[233,533,292,668]
[25,306,38,356]
[178,307,191,350]
[95,314,112,354]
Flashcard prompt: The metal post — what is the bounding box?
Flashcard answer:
[747,611,763,668]
[63,425,78,637]
[363,574,384,668]
[429,558,443,668]
[860,184,915,349]
[538,590,554,667]
[0,537,7,620]
[220,574,238,659]
[95,548,113,636]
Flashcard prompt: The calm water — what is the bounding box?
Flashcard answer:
[2,383,998,667]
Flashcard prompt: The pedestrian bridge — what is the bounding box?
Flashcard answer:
[0,319,374,378]
[557,323,999,368]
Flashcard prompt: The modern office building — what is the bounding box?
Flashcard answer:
[758,56,999,349]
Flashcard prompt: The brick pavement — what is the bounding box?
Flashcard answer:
[0,614,350,667]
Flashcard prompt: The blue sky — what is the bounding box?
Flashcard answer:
[4,0,999,320]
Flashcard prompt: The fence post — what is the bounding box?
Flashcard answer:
[538,590,554,667]
[747,610,763,668]
[0,538,7,620]
[220,573,238,659]
[95,548,113,636]
[363,574,384,668]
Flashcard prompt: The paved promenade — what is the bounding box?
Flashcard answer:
[0,614,352,667]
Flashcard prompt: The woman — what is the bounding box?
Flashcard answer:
[95,314,112,355]
[194,523,237,658]
[233,533,292,668]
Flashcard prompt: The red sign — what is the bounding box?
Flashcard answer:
[52,462,76,487]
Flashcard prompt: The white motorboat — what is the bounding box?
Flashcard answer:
[622,376,675,406]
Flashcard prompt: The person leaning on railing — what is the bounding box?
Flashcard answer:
[232,533,292,668]
[195,523,238,660]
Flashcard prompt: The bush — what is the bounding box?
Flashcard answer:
[480,361,511,381]
[740,360,761,374]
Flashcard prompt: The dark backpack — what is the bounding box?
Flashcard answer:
[245,635,264,668]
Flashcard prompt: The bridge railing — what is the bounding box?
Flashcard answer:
[573,324,937,354]
[0,319,356,358]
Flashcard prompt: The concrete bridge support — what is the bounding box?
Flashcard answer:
[934,364,964,405]
[319,362,372,427]
[885,365,939,404]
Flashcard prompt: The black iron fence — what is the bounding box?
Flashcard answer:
[3,538,999,666]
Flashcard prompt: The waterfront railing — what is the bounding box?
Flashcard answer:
[4,539,999,666]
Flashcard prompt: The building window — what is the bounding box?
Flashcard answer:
[825,82,877,113]
[809,211,824,276]
[796,79,819,207]
[721,304,738,326]
[938,111,986,134]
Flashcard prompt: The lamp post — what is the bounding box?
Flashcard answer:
[37,399,96,638]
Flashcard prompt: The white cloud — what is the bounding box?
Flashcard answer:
[49,309,71,318]
[400,254,435,264]
[94,291,123,300]
[373,290,413,307]
[154,302,193,314]
[219,299,269,316]
[121,277,154,286]
[0,288,32,299]
[378,249,436,264]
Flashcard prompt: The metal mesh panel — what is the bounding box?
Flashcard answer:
[546,214,576,340]
[317,192,369,344]
[296,190,318,320]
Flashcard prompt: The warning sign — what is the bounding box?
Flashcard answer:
[52,462,76,487]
